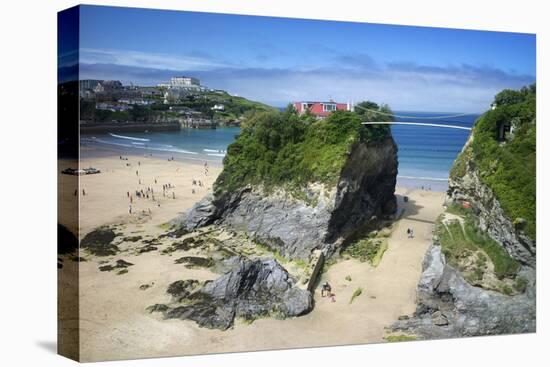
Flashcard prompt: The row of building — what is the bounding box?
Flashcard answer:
[81,77,358,118]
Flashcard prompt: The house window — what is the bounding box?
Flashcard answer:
[301,103,314,112]
[323,103,336,112]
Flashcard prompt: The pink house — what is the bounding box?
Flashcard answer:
[293,101,351,118]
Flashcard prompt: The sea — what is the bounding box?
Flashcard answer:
[81,111,478,191]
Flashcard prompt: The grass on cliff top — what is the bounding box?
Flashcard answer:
[213,106,391,198]
[450,84,536,239]
[437,206,519,280]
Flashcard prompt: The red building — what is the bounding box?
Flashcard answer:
[293,101,351,118]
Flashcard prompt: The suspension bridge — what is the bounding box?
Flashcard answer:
[354,104,474,130]
[361,121,471,131]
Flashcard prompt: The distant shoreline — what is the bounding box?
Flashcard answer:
[80,122,180,134]
[80,138,225,167]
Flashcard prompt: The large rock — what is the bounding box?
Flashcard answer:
[447,140,535,267]
[163,258,313,330]
[393,245,536,338]
[174,137,398,260]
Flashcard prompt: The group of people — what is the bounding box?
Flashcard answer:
[406,228,415,239]
[321,282,336,302]
[126,179,179,214]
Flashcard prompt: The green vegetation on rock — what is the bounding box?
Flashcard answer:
[343,237,388,266]
[385,334,418,342]
[452,84,536,239]
[349,287,363,304]
[437,205,520,288]
[214,105,392,197]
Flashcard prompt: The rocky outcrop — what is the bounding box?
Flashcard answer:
[447,141,535,267]
[393,245,536,338]
[158,258,313,330]
[174,137,398,260]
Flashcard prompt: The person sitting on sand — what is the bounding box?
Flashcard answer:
[321,282,332,297]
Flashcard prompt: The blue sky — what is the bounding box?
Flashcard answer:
[72,5,536,112]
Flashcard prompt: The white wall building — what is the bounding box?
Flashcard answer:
[170,76,200,88]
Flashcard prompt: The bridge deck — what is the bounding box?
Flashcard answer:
[361,121,471,131]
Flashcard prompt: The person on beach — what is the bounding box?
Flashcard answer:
[321,282,332,297]
[82,189,86,196]
[128,204,132,214]
[410,229,414,238]
[407,228,411,238]
[136,170,139,176]
[173,192,176,199]
[74,189,77,196]
[127,191,129,198]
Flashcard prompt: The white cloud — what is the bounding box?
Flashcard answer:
[80,48,230,71]
[78,49,535,112]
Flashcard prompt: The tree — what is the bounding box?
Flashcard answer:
[493,83,536,107]
[354,101,394,122]
[354,100,394,140]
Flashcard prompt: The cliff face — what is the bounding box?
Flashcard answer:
[446,139,536,267]
[395,88,536,337]
[393,245,535,338]
[174,136,398,260]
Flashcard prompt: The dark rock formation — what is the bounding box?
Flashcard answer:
[166,279,200,301]
[123,235,142,242]
[80,227,119,256]
[393,245,536,338]
[174,138,398,260]
[160,258,313,330]
[58,223,78,255]
[98,259,134,272]
[137,245,158,254]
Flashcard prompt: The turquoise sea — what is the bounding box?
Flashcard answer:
[81,111,478,191]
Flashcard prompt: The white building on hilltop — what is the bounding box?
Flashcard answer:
[170,76,200,88]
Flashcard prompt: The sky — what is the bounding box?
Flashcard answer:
[67,5,536,112]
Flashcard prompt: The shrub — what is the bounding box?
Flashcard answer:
[350,287,363,304]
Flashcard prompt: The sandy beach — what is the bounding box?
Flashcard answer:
[59,152,445,362]
[60,151,222,237]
